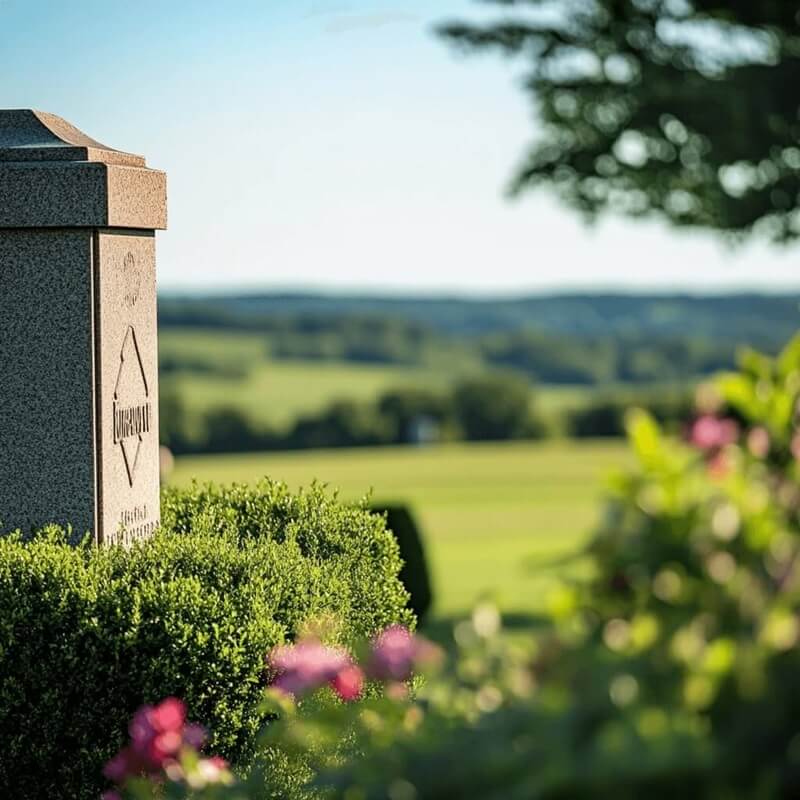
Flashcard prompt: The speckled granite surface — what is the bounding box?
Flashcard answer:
[0,110,166,229]
[0,110,166,544]
[0,230,97,539]
[0,109,145,166]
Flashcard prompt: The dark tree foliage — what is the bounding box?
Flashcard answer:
[452,374,535,440]
[440,1,800,240]
[371,505,434,624]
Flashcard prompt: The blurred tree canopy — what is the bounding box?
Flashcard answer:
[440,1,800,240]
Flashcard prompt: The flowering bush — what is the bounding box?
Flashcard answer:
[104,626,442,799]
[320,334,800,799]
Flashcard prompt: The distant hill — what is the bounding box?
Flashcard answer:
[160,292,800,348]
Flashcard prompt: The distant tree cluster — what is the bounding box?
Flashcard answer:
[160,374,542,455]
[483,330,734,384]
[160,374,693,455]
[440,1,800,241]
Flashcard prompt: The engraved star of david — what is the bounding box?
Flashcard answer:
[112,326,149,487]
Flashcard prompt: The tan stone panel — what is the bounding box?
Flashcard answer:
[107,166,167,230]
[94,231,160,545]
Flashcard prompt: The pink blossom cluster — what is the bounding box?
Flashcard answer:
[103,628,439,795]
[367,624,442,682]
[269,639,365,702]
[268,625,441,702]
[687,415,740,476]
[103,697,231,798]
[688,415,739,453]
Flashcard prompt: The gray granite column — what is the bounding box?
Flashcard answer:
[0,110,167,544]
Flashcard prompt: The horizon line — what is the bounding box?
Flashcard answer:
[158,284,800,301]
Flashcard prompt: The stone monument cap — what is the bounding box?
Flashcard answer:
[0,110,146,167]
[0,110,166,230]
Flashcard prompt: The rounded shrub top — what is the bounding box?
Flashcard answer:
[0,479,412,800]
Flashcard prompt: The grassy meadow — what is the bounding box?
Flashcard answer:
[159,328,595,432]
[169,440,631,621]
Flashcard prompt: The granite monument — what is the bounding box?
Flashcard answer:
[0,110,166,544]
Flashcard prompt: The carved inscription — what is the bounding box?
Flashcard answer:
[122,251,141,308]
[114,401,152,443]
[113,326,150,487]
[113,504,158,546]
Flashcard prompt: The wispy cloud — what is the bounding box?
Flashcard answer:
[323,11,420,34]
[306,2,352,19]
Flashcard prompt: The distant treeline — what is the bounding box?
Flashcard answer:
[159,292,800,344]
[161,375,692,456]
[160,308,747,385]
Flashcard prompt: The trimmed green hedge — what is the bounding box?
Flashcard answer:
[0,480,412,800]
[371,505,433,623]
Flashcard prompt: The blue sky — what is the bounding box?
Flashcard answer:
[2,0,798,294]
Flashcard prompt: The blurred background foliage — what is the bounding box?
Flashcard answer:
[255,335,800,799]
[440,0,800,241]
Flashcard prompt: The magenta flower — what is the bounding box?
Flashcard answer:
[182,722,207,750]
[104,697,210,788]
[269,639,352,698]
[367,625,441,682]
[688,415,738,452]
[125,697,197,771]
[103,748,139,783]
[747,426,770,459]
[330,664,365,702]
[150,697,186,733]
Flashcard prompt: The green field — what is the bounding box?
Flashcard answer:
[164,358,464,431]
[160,329,472,430]
[169,440,631,621]
[159,328,597,432]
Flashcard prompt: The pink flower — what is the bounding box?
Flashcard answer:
[150,697,186,733]
[101,792,122,800]
[126,698,190,771]
[367,625,441,682]
[199,755,230,782]
[129,705,157,749]
[151,729,183,761]
[104,748,138,783]
[269,639,352,697]
[105,697,211,788]
[792,433,800,462]
[708,450,732,480]
[183,722,207,750]
[688,415,738,452]
[330,664,364,702]
[747,426,770,459]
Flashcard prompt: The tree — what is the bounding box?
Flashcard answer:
[452,374,536,441]
[440,1,800,241]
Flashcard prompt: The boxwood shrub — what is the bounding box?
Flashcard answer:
[0,479,412,800]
